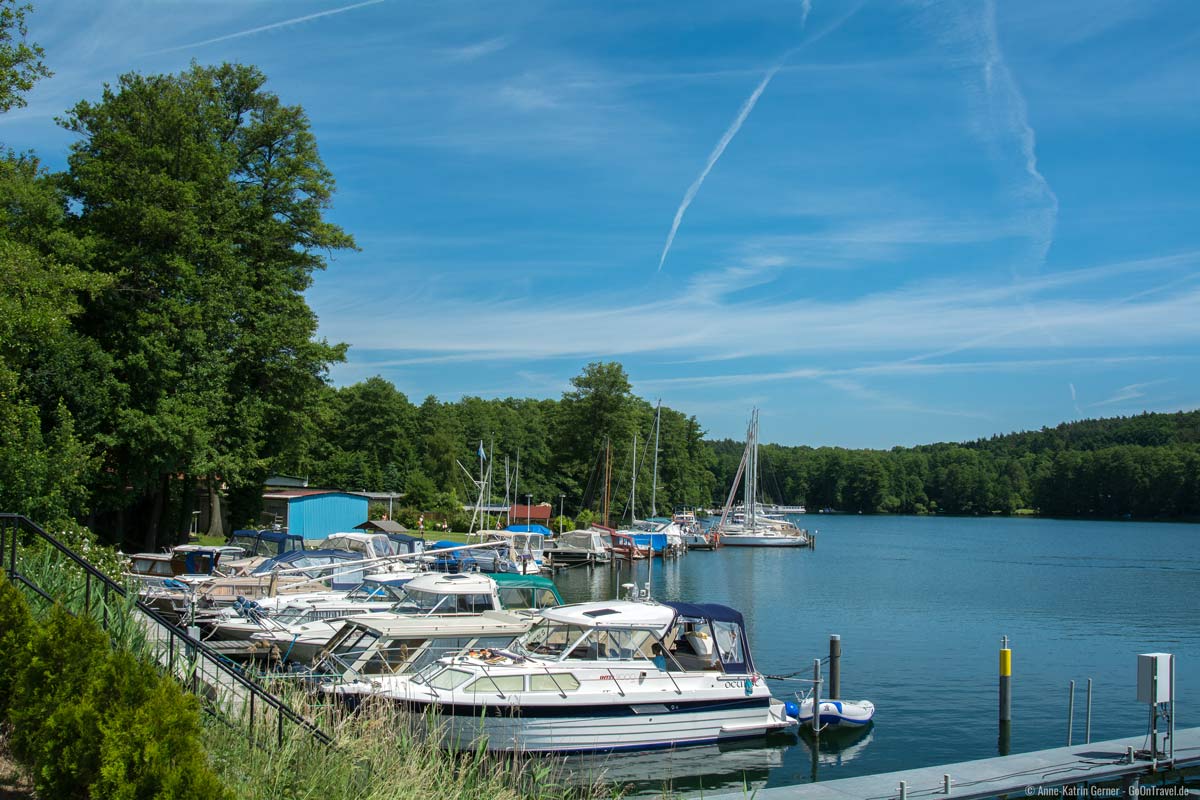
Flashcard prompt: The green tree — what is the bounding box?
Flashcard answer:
[0,0,50,114]
[555,362,638,514]
[60,62,353,547]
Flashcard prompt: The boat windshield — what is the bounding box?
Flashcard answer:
[512,621,589,659]
[272,606,311,626]
[326,627,380,668]
[564,628,655,662]
[391,588,495,615]
[344,582,403,602]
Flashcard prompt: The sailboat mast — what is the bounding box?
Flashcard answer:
[603,438,612,527]
[651,401,661,518]
[630,433,638,524]
[751,409,759,528]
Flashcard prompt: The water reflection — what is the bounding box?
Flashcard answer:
[558,736,794,798]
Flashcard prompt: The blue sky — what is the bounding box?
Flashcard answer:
[5,1,1200,447]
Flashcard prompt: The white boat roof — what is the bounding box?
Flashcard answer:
[403,572,497,595]
[540,600,676,630]
[479,529,543,540]
[339,610,529,636]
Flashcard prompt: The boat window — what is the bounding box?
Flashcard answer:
[465,675,525,693]
[570,628,654,661]
[471,636,517,651]
[345,583,402,602]
[456,593,495,613]
[273,607,309,626]
[529,673,580,692]
[712,621,746,669]
[425,667,473,691]
[329,629,380,667]
[498,587,533,609]
[391,588,454,615]
[403,636,478,675]
[361,638,423,675]
[515,622,588,659]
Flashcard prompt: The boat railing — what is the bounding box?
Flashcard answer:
[0,513,333,749]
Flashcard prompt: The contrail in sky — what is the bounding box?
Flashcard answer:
[657,62,783,272]
[657,3,822,272]
[152,0,385,54]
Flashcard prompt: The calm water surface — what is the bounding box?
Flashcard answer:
[548,515,1200,794]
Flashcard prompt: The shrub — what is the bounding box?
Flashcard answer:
[8,603,108,796]
[92,652,229,800]
[0,579,32,716]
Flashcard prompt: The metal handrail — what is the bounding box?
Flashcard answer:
[0,513,332,747]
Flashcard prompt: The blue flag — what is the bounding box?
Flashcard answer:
[477,441,486,460]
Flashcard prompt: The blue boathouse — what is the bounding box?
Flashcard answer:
[261,489,369,542]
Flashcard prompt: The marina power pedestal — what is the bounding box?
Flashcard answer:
[1136,653,1175,763]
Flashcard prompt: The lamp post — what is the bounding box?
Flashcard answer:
[526,494,532,528]
[559,494,565,534]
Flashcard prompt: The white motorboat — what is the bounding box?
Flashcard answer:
[314,612,534,691]
[373,593,798,753]
[204,580,408,644]
[251,572,563,663]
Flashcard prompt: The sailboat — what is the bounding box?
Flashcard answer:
[617,404,685,556]
[714,410,810,547]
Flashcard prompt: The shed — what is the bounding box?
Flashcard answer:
[261,489,369,542]
[509,503,553,523]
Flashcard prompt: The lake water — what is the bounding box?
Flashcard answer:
[549,515,1200,794]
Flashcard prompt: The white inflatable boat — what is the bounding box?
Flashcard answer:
[796,698,875,728]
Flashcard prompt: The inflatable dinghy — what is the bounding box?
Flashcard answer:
[795,698,875,727]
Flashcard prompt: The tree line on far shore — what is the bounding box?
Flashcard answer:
[310,377,1200,525]
[2,4,1196,553]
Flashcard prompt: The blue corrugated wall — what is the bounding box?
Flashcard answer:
[288,493,369,541]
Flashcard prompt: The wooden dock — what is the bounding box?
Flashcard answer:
[702,729,1200,800]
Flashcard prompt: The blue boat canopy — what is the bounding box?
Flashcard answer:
[387,532,426,554]
[506,524,553,536]
[663,601,745,626]
[664,601,754,674]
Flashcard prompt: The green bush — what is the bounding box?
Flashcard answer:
[92,652,229,800]
[3,597,228,799]
[8,603,108,796]
[0,579,32,716]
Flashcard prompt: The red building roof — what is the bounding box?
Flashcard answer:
[509,503,553,521]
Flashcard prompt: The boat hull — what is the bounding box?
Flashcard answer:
[375,695,797,753]
[718,535,808,547]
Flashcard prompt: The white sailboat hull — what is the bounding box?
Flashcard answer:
[719,533,808,547]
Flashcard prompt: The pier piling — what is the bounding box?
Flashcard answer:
[999,635,1012,755]
[1086,677,1093,743]
[1068,679,1076,745]
[828,634,841,700]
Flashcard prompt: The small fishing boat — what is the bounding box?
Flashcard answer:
[795,698,875,728]
[547,529,611,566]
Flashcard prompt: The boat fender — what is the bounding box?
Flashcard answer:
[784,701,801,719]
[744,678,754,696]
